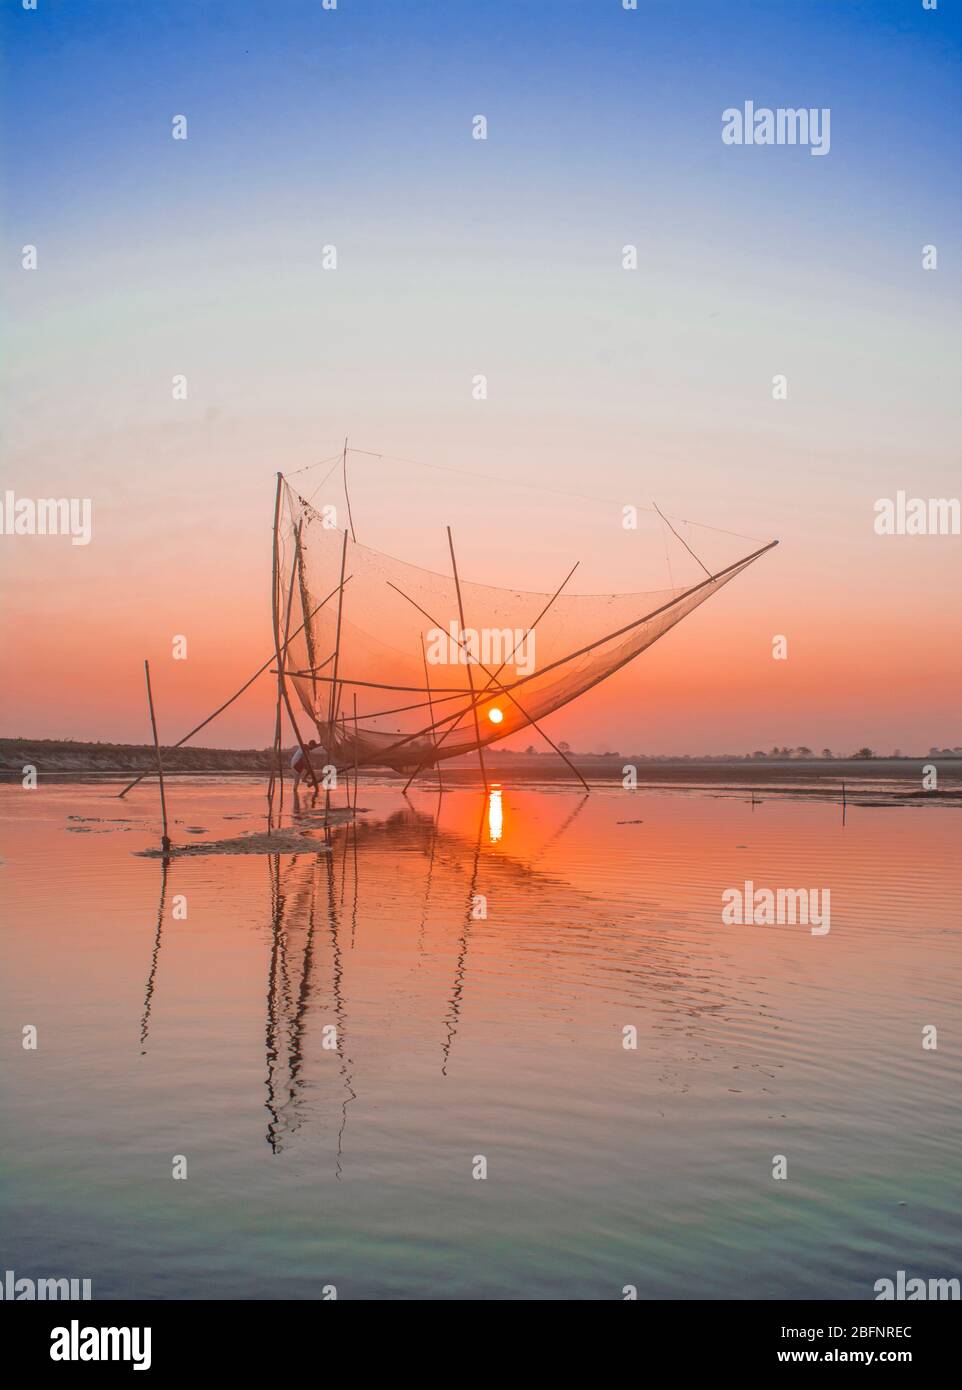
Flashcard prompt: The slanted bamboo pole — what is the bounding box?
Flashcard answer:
[327,537,778,781]
[117,576,353,799]
[281,673,472,693]
[420,632,443,794]
[403,559,580,784]
[294,521,320,710]
[289,540,775,713]
[143,660,171,857]
[390,582,590,792]
[270,473,323,812]
[652,501,712,578]
[401,635,444,793]
[277,510,320,793]
[446,525,487,792]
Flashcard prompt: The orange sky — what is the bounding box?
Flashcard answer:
[2,447,960,755]
[3,2,959,755]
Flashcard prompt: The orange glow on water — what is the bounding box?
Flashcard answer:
[487,785,503,843]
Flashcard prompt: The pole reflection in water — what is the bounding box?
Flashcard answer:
[9,776,952,1298]
[139,784,614,1168]
[137,784,755,1177]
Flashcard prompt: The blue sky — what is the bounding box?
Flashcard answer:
[2,0,960,749]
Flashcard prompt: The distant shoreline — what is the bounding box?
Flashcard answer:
[2,738,960,800]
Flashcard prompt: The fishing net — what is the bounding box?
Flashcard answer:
[275,480,773,773]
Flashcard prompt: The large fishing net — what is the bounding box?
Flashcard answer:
[275,480,774,773]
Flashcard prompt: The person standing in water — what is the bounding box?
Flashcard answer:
[290,739,323,793]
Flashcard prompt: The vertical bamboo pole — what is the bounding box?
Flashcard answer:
[446,526,488,792]
[326,531,349,741]
[350,706,360,930]
[143,660,171,857]
[271,475,323,816]
[118,577,351,801]
[352,692,360,813]
[342,436,356,543]
[324,530,350,826]
[278,527,320,793]
[270,475,285,828]
[294,522,320,710]
[266,715,277,830]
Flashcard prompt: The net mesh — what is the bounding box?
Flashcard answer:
[276,481,771,772]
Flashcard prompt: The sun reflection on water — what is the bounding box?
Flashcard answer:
[487,785,503,843]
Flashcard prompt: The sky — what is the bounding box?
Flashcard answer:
[2,0,960,755]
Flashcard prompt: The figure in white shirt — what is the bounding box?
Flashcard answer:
[290,739,323,792]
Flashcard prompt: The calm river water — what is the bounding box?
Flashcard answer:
[2,779,959,1299]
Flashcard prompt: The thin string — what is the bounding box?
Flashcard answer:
[348,446,764,543]
[658,511,675,589]
[652,502,712,579]
[305,457,345,509]
[280,444,766,544]
[286,451,342,478]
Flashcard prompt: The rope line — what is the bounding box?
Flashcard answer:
[281,445,765,543]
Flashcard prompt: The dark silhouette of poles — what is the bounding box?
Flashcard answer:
[447,525,487,792]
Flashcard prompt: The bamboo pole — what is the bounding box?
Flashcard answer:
[342,437,357,543]
[391,581,590,792]
[394,539,779,774]
[269,686,283,828]
[352,693,359,813]
[267,701,279,831]
[270,477,286,825]
[279,673,474,693]
[402,559,580,785]
[319,537,778,782]
[143,660,171,857]
[268,475,325,818]
[117,576,353,799]
[446,525,487,792]
[277,509,320,793]
[322,530,349,829]
[294,522,320,710]
[417,633,443,793]
[287,541,775,708]
[652,501,712,578]
[326,529,350,757]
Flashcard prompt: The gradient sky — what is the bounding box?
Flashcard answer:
[2,0,960,754]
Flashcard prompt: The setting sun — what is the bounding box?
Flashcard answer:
[488,707,503,724]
